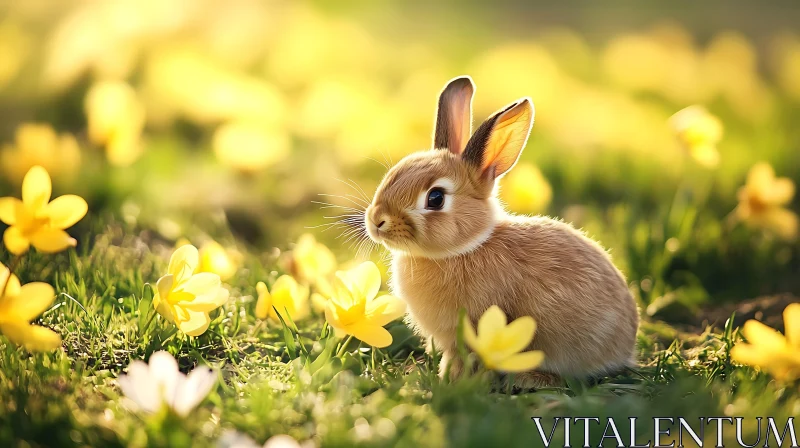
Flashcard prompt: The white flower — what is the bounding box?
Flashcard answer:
[217,431,301,448]
[117,351,216,417]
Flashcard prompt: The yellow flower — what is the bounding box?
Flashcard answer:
[213,120,290,173]
[85,80,146,167]
[310,276,335,313]
[255,276,310,323]
[731,303,800,381]
[153,245,229,337]
[178,239,241,282]
[499,162,552,214]
[669,105,723,168]
[288,233,337,284]
[0,263,61,351]
[463,306,545,373]
[735,162,798,240]
[0,166,88,255]
[324,261,406,348]
[198,241,242,282]
[0,123,81,185]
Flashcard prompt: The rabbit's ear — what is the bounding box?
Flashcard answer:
[462,98,534,179]
[433,76,475,155]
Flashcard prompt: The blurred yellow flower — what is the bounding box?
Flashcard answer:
[255,276,310,323]
[469,43,562,118]
[310,276,335,313]
[731,303,800,381]
[0,123,81,185]
[0,22,30,91]
[212,120,290,173]
[265,5,377,88]
[153,245,229,337]
[669,105,723,168]
[324,261,405,348]
[286,234,337,285]
[499,163,552,214]
[463,306,544,373]
[198,241,241,282]
[178,239,241,282]
[0,263,61,351]
[143,47,286,127]
[85,80,146,166]
[702,32,771,121]
[772,35,800,101]
[602,27,701,104]
[735,163,798,240]
[0,166,88,255]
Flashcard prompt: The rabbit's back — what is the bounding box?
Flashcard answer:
[391,214,638,376]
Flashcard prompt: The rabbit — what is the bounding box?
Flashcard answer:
[363,75,639,389]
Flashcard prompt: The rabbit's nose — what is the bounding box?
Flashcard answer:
[373,215,391,231]
[368,208,391,232]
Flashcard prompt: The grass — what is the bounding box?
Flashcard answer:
[1,5,799,445]
[1,215,797,448]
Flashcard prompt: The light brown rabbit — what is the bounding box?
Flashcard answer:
[364,76,639,388]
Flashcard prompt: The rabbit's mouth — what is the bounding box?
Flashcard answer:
[366,222,416,253]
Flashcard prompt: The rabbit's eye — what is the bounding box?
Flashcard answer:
[426,188,445,210]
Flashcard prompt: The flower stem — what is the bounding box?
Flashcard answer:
[336,334,355,358]
[0,254,23,298]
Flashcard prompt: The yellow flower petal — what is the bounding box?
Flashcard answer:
[156,274,174,301]
[746,163,775,191]
[168,245,199,284]
[741,320,787,350]
[337,261,380,302]
[255,281,271,319]
[0,282,55,323]
[462,318,479,352]
[272,275,302,297]
[293,233,337,282]
[689,145,720,168]
[153,294,176,323]
[762,208,798,241]
[311,292,328,313]
[347,322,393,348]
[181,285,229,312]
[29,228,76,253]
[768,178,796,206]
[731,343,800,381]
[324,300,341,331]
[0,197,22,225]
[0,322,62,351]
[783,303,800,348]
[477,305,507,343]
[315,276,334,298]
[730,343,768,366]
[3,226,30,255]
[177,309,211,337]
[198,241,239,281]
[44,195,88,229]
[21,165,52,210]
[331,276,357,308]
[267,276,310,322]
[493,350,545,373]
[179,273,221,297]
[0,265,21,298]
[493,316,536,358]
[364,294,406,327]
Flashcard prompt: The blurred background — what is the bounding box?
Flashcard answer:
[0,0,798,322]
